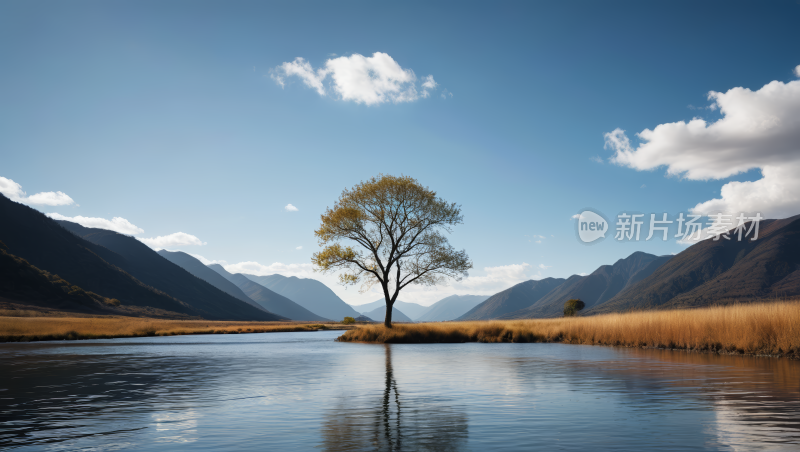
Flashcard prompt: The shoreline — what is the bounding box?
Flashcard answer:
[336,301,800,360]
[0,316,352,343]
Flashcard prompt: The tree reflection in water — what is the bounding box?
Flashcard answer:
[322,344,468,451]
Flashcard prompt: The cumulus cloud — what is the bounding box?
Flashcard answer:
[139,232,206,249]
[223,261,316,279]
[296,246,303,250]
[451,263,539,293]
[272,53,440,105]
[1,176,75,206]
[795,65,800,78]
[285,204,299,212]
[538,264,551,269]
[46,213,144,235]
[605,65,800,219]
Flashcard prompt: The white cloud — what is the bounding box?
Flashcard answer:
[186,253,227,265]
[272,53,438,105]
[139,232,206,249]
[296,246,303,250]
[421,75,437,90]
[590,155,604,164]
[578,272,589,276]
[285,204,299,212]
[223,261,316,279]
[538,264,551,269]
[605,65,800,219]
[1,176,75,206]
[795,65,800,78]
[421,75,437,98]
[46,213,144,235]
[535,240,542,244]
[690,162,800,219]
[452,263,538,293]
[271,57,326,95]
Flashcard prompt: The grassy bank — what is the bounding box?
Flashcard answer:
[0,315,351,342]
[337,301,800,358]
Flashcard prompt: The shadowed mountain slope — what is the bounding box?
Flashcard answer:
[56,221,283,321]
[590,216,800,314]
[209,265,327,321]
[243,274,360,321]
[0,195,206,317]
[362,305,413,323]
[0,240,119,314]
[415,295,489,322]
[457,278,566,320]
[505,252,672,318]
[157,250,269,313]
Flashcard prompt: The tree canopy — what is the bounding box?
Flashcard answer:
[312,175,472,327]
[563,299,586,317]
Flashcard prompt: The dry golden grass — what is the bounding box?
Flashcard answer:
[338,301,800,358]
[0,316,351,342]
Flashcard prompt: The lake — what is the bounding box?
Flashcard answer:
[1,330,799,451]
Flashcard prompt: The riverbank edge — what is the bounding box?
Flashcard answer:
[337,331,799,360]
[335,301,800,360]
[0,316,353,343]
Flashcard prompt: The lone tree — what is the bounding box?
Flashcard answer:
[563,299,586,317]
[312,175,472,327]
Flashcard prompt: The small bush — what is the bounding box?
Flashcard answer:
[563,299,585,317]
[342,316,356,325]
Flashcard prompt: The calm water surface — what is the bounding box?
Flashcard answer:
[1,330,800,451]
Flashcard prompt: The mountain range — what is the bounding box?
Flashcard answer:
[0,194,280,320]
[414,295,489,322]
[588,215,800,314]
[56,220,285,321]
[458,278,566,320]
[4,192,799,323]
[243,274,360,321]
[361,305,414,323]
[157,250,264,310]
[208,265,327,321]
[460,215,800,319]
[353,299,427,318]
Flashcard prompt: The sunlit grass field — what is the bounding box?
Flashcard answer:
[0,314,350,342]
[339,300,800,358]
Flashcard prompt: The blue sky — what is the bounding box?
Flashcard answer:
[2,1,799,305]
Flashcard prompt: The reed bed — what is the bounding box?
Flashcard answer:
[338,301,800,358]
[0,316,349,342]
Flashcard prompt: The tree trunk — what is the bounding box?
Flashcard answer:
[384,300,393,328]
